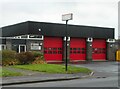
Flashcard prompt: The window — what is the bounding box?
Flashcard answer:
[53,51,57,54]
[78,48,81,50]
[98,48,101,53]
[44,51,47,54]
[44,48,47,50]
[73,51,76,54]
[21,35,28,38]
[102,48,106,53]
[29,35,43,38]
[31,43,41,50]
[58,51,62,54]
[58,48,62,50]
[15,36,21,38]
[70,51,72,53]
[73,48,77,50]
[48,51,52,54]
[53,48,57,50]
[82,48,85,50]
[77,51,80,53]
[82,51,85,54]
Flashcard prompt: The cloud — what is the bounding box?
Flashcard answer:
[0,0,119,38]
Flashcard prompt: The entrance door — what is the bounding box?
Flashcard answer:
[92,39,106,60]
[19,45,26,53]
[44,36,63,62]
[70,38,86,61]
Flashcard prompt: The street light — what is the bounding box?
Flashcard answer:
[62,13,73,71]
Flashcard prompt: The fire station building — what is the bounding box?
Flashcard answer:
[0,21,116,63]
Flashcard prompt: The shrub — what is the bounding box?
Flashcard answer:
[2,58,20,66]
[0,51,2,65]
[2,50,20,66]
[32,51,41,57]
[1,50,45,65]
[16,52,34,64]
[32,51,44,60]
[32,59,46,64]
[31,51,46,64]
[2,50,16,59]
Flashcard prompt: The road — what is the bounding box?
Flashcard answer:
[3,62,119,87]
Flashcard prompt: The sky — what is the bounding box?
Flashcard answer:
[0,0,119,39]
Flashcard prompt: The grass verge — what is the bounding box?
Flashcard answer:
[13,64,91,74]
[0,68,22,77]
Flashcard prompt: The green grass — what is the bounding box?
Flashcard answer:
[13,64,92,74]
[0,68,1,77]
[0,68,22,77]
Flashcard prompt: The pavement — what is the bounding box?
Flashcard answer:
[1,66,93,86]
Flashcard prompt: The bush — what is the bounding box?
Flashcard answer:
[31,51,46,64]
[2,58,20,66]
[1,50,45,65]
[16,52,34,65]
[0,51,2,65]
[2,50,20,66]
[32,51,44,60]
[2,50,16,59]
[32,59,46,64]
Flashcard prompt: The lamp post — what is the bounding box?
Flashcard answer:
[62,13,73,71]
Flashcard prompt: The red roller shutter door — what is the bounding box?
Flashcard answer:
[70,38,86,61]
[92,39,106,60]
[44,36,63,62]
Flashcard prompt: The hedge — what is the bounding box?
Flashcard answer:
[2,50,20,66]
[1,50,45,66]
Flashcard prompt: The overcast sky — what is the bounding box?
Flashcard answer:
[0,0,119,39]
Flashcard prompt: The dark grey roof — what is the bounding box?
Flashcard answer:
[1,21,114,39]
